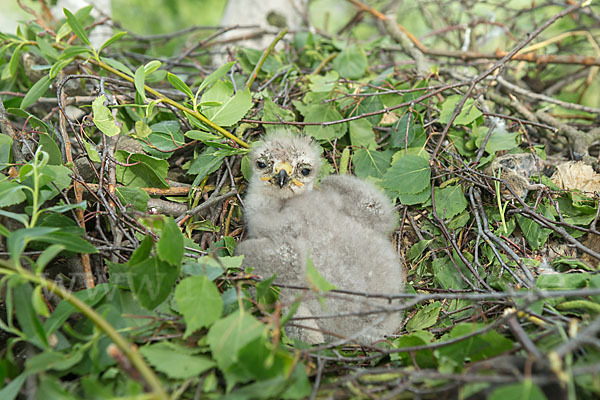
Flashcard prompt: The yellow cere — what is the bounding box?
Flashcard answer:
[292,180,303,186]
[274,162,293,175]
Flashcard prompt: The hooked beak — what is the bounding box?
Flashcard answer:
[276,169,289,188]
[273,162,292,188]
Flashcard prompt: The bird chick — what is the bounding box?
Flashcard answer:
[236,131,405,344]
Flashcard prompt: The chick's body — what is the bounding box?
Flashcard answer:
[236,132,404,344]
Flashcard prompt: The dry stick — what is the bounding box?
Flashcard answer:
[242,81,468,126]
[351,0,600,67]
[431,0,593,160]
[510,208,600,261]
[554,315,600,358]
[175,190,237,223]
[384,44,600,67]
[56,74,95,289]
[472,188,536,286]
[430,179,491,291]
[468,188,529,287]
[85,183,190,196]
[496,75,600,115]
[246,27,288,89]
[506,313,544,360]
[0,260,168,400]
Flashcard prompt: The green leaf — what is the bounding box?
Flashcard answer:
[143,60,161,75]
[536,273,589,290]
[308,70,339,92]
[197,61,235,94]
[188,147,226,186]
[34,232,97,254]
[352,148,393,179]
[134,65,147,103]
[9,43,23,78]
[32,286,50,318]
[36,38,58,60]
[167,72,193,98]
[391,330,436,368]
[262,98,295,135]
[98,31,127,53]
[7,227,57,262]
[100,56,134,76]
[489,380,547,400]
[140,342,215,379]
[37,133,63,165]
[49,57,74,79]
[306,255,338,293]
[21,75,51,109]
[0,209,29,226]
[332,44,368,79]
[201,81,252,126]
[352,89,384,126]
[206,310,265,376]
[115,186,149,212]
[115,151,169,188]
[437,323,513,364]
[63,8,91,47]
[134,120,152,138]
[157,217,184,267]
[13,282,48,348]
[25,349,84,374]
[304,105,346,140]
[399,186,431,205]
[142,121,186,159]
[0,181,26,208]
[0,373,27,400]
[35,244,66,273]
[382,154,430,195]
[235,337,297,381]
[175,276,223,338]
[59,45,93,59]
[438,95,482,126]
[182,255,243,280]
[185,130,222,143]
[391,112,420,148]
[92,95,120,136]
[129,257,180,310]
[475,126,519,153]
[0,134,12,171]
[349,118,376,149]
[516,204,553,250]
[434,185,467,219]
[129,235,154,266]
[432,256,469,290]
[406,302,441,332]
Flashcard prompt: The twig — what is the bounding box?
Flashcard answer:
[246,27,288,89]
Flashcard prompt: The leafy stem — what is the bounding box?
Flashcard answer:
[245,27,288,89]
[27,148,44,228]
[0,259,169,400]
[94,57,250,149]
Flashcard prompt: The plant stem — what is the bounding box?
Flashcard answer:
[246,27,288,90]
[0,260,169,400]
[28,149,41,228]
[94,58,249,149]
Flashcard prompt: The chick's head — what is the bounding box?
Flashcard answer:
[249,131,322,199]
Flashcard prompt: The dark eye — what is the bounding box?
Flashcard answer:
[300,168,311,176]
[256,161,267,169]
